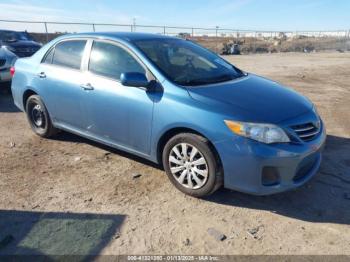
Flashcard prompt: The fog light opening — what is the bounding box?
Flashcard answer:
[262,167,280,186]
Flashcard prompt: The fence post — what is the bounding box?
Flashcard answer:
[130,25,133,32]
[254,31,257,53]
[163,26,166,35]
[44,22,48,43]
[191,28,194,37]
[215,26,219,54]
[92,24,96,32]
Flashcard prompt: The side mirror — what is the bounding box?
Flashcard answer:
[120,72,150,88]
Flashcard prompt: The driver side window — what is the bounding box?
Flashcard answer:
[89,41,145,80]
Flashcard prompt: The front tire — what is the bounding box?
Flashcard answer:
[25,95,58,138]
[162,133,222,197]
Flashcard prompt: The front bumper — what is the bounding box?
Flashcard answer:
[215,119,326,195]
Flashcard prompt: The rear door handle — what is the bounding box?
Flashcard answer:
[37,72,46,78]
[80,83,94,90]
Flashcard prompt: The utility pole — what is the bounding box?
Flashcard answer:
[215,26,219,54]
[44,22,48,43]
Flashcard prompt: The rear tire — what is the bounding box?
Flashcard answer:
[25,95,58,138]
[162,133,222,197]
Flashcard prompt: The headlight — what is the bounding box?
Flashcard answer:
[2,45,16,52]
[224,120,290,144]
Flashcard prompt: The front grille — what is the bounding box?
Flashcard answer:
[291,122,320,142]
[0,59,6,67]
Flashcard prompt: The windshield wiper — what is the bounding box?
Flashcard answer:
[182,74,238,86]
[208,74,237,83]
[180,79,210,86]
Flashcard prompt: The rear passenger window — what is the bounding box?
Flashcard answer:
[52,40,86,70]
[89,41,145,80]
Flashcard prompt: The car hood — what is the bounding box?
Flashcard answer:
[187,74,313,124]
[2,40,41,48]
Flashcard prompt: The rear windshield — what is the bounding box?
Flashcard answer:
[132,38,244,86]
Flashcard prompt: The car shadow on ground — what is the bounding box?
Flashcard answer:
[204,135,350,225]
[54,131,162,170]
[0,84,20,113]
[0,210,125,259]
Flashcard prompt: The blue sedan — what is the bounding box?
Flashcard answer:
[11,32,326,197]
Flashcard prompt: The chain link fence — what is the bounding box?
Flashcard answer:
[1,19,350,54]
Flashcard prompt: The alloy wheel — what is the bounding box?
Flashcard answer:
[168,143,208,189]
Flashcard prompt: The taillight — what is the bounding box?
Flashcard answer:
[10,67,15,77]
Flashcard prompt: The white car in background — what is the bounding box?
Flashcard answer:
[0,47,17,84]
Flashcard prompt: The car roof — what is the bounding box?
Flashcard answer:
[61,32,178,42]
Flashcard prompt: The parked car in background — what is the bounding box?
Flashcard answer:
[0,30,42,58]
[222,43,241,55]
[178,32,192,39]
[0,47,17,84]
[11,32,326,197]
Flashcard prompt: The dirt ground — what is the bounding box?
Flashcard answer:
[0,52,349,257]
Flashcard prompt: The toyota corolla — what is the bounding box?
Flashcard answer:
[11,32,326,197]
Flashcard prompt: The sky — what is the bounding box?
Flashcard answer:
[1,0,350,32]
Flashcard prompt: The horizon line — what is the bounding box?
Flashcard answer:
[0,19,349,33]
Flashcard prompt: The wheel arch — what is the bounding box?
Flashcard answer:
[22,89,38,111]
[156,127,223,171]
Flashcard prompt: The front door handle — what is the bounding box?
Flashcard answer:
[37,72,46,78]
[80,83,94,90]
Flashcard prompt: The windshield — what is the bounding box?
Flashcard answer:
[0,31,33,42]
[133,38,244,86]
